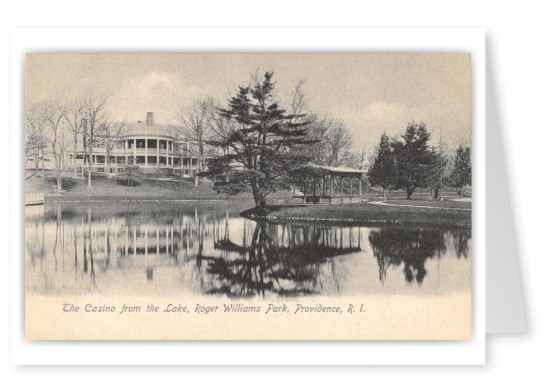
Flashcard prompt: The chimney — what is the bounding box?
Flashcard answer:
[146,112,153,126]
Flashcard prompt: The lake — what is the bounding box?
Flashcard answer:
[25,201,471,298]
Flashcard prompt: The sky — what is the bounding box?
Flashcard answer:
[26,52,471,153]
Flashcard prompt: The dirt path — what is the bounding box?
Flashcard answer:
[369,200,471,211]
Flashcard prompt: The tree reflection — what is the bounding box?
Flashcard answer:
[368,228,448,284]
[197,223,362,298]
[450,230,471,259]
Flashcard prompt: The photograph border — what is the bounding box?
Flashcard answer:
[10,27,485,365]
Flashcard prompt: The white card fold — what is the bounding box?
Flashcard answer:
[486,43,527,334]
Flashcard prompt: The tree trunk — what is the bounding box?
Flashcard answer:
[56,156,62,190]
[87,148,92,188]
[406,187,414,200]
[383,188,387,201]
[41,147,45,176]
[73,140,78,177]
[251,181,265,207]
[257,194,266,207]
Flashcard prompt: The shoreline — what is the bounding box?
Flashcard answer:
[241,202,472,229]
[31,196,472,229]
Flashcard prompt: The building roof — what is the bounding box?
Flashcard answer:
[310,165,368,174]
[119,122,179,139]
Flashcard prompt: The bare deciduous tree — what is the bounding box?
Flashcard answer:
[97,121,125,175]
[290,78,309,118]
[176,98,213,186]
[83,94,110,188]
[64,100,85,177]
[25,109,47,178]
[326,121,352,167]
[41,101,68,190]
[305,114,352,167]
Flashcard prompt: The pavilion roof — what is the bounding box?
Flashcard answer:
[294,164,367,177]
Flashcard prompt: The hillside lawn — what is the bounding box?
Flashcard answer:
[25,172,293,201]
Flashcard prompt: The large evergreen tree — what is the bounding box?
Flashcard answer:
[368,133,395,201]
[208,72,315,207]
[449,145,471,198]
[391,121,438,200]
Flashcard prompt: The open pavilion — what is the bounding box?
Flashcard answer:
[291,165,367,205]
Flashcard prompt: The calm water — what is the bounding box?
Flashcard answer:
[25,202,471,298]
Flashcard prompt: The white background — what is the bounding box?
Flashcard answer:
[9,27,486,366]
[1,0,548,389]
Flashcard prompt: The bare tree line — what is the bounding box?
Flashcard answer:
[26,78,369,192]
[26,93,117,189]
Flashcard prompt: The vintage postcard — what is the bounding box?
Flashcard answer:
[24,52,472,340]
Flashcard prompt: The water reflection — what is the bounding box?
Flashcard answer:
[369,229,447,284]
[197,222,363,297]
[25,202,471,297]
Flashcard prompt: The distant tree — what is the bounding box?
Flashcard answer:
[83,94,110,188]
[289,79,353,169]
[25,109,47,178]
[209,72,316,207]
[426,147,448,199]
[368,133,395,201]
[64,100,85,177]
[120,157,140,187]
[206,97,235,183]
[391,121,438,200]
[303,115,352,167]
[449,145,471,198]
[97,120,125,175]
[40,101,67,190]
[326,121,352,167]
[177,98,214,186]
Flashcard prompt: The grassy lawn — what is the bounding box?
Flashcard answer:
[25,172,292,202]
[243,201,471,228]
[26,172,471,228]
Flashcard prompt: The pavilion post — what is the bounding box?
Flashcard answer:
[330,176,334,197]
[349,176,353,196]
[359,175,362,198]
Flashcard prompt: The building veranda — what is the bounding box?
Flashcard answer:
[67,112,203,178]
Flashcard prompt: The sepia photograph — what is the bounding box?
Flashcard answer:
[24,52,472,340]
